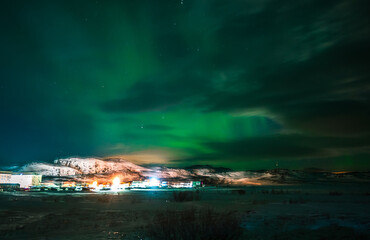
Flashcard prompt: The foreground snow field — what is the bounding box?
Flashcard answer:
[0,184,369,240]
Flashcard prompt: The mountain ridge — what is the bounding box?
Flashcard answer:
[10,157,370,185]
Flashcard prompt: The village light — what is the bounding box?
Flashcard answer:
[149,177,160,187]
[113,177,120,185]
[111,177,120,191]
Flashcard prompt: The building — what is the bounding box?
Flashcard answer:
[171,182,192,188]
[1,171,42,189]
[192,181,202,188]
[131,180,148,188]
[9,173,42,188]
[0,171,15,190]
[0,171,12,184]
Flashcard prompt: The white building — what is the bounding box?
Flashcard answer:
[131,180,149,188]
[171,182,193,188]
[1,171,42,188]
[10,174,41,188]
[0,171,12,184]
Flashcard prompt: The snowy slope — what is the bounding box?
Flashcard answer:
[143,166,193,179]
[15,158,370,185]
[54,157,149,174]
[16,158,280,185]
[20,163,81,176]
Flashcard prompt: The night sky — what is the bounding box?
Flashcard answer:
[1,0,370,170]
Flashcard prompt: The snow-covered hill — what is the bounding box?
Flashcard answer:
[55,157,149,174]
[20,163,81,176]
[15,157,370,185]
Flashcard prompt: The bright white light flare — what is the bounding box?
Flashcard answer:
[149,177,160,187]
[111,177,120,191]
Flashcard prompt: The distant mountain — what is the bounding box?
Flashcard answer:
[185,165,232,173]
[0,165,20,171]
[20,162,81,176]
[14,158,370,185]
[261,168,370,184]
[54,157,149,174]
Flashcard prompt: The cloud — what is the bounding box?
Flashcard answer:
[106,148,190,166]
[1,0,370,170]
[201,39,370,136]
[204,135,324,160]
[171,134,370,166]
[98,0,370,170]
[143,124,173,131]
[101,0,370,138]
[101,70,211,112]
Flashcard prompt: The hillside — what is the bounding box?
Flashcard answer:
[15,157,370,185]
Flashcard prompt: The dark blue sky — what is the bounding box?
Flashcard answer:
[1,0,370,170]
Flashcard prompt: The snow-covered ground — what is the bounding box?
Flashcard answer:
[0,184,369,240]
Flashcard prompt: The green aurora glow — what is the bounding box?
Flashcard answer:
[1,0,370,170]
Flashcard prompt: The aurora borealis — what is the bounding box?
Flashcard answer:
[1,0,369,170]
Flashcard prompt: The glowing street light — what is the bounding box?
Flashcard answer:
[111,177,120,191]
[149,177,160,187]
[113,177,120,185]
